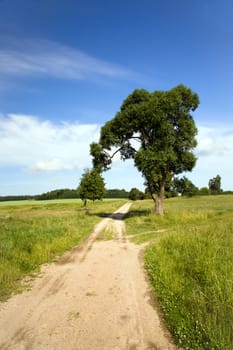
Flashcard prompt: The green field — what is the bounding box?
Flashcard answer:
[0,199,126,301]
[0,197,126,206]
[125,195,233,350]
[0,198,83,206]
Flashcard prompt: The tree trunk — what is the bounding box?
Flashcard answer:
[155,195,164,215]
[151,183,165,215]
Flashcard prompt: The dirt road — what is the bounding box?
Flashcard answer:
[0,203,177,350]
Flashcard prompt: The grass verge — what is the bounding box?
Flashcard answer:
[0,199,126,301]
[126,196,233,350]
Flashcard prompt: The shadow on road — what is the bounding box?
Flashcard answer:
[92,209,150,220]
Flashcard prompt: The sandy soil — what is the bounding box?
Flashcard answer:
[0,203,177,350]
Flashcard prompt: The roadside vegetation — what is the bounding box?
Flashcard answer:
[0,199,126,301]
[125,195,233,350]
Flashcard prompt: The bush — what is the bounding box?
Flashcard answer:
[128,187,145,200]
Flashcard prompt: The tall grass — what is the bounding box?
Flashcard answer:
[126,196,233,350]
[0,199,126,301]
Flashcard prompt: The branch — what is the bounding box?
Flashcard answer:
[108,143,137,160]
[130,136,142,142]
[109,146,125,159]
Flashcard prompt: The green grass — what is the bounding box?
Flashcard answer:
[126,195,233,350]
[0,199,126,301]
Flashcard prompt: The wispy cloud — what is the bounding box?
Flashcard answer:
[0,114,100,172]
[0,38,131,81]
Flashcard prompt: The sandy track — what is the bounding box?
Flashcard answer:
[0,203,177,350]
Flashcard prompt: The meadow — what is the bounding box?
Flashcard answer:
[125,195,233,350]
[0,199,126,301]
[1,195,232,349]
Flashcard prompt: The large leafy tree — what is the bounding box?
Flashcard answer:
[78,169,105,206]
[90,85,199,215]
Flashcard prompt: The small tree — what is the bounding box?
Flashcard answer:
[78,169,105,206]
[208,175,222,195]
[90,85,199,215]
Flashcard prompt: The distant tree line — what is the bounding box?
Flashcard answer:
[37,187,130,201]
[0,188,129,202]
[0,195,34,202]
[36,188,78,200]
[0,174,229,203]
[0,189,79,202]
[104,189,129,198]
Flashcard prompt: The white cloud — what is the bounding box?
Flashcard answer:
[0,38,131,81]
[0,114,100,172]
[30,159,74,173]
[196,124,233,157]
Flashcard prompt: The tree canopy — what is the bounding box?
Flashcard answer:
[90,84,199,214]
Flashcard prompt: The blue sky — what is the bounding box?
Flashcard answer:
[0,0,233,195]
